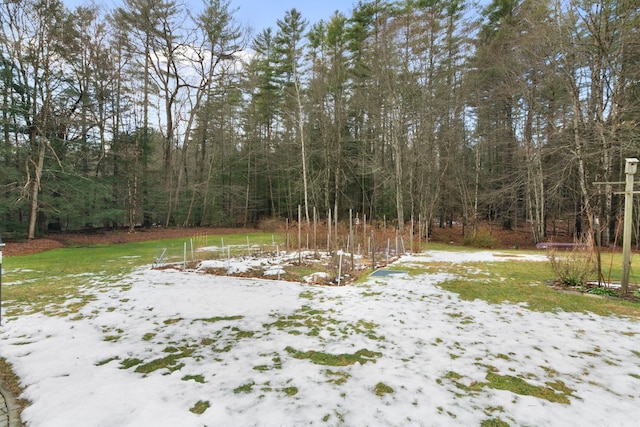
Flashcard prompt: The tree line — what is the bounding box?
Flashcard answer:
[0,0,638,243]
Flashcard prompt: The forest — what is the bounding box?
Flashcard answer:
[0,0,638,243]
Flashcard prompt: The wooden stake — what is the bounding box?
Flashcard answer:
[350,209,354,269]
[298,205,302,264]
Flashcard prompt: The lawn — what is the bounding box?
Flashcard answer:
[1,238,639,426]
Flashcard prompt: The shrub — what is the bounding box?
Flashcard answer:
[463,232,499,249]
[547,236,597,286]
[257,217,281,232]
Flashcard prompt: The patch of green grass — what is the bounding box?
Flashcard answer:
[546,379,574,395]
[182,374,205,383]
[285,347,381,366]
[234,381,255,394]
[142,333,156,341]
[392,261,468,276]
[325,369,351,385]
[192,315,244,323]
[299,289,315,300]
[253,354,283,371]
[361,291,383,297]
[439,369,573,404]
[3,233,283,316]
[350,319,384,341]
[486,373,573,404]
[481,418,510,427]
[281,386,298,396]
[120,358,143,369]
[95,356,120,366]
[265,306,339,337]
[134,347,195,374]
[284,265,324,282]
[587,287,619,297]
[438,259,640,317]
[233,329,255,339]
[374,382,394,396]
[0,357,29,414]
[189,400,210,414]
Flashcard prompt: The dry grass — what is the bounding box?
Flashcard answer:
[0,357,28,415]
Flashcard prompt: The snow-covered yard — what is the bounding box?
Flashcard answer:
[1,250,639,426]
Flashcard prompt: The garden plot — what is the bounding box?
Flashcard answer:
[1,250,639,427]
[176,245,368,284]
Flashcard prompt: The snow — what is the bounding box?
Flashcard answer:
[1,250,639,427]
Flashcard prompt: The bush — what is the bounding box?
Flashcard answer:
[463,232,499,249]
[257,217,281,232]
[547,237,597,286]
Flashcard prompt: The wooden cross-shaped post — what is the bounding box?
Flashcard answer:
[594,157,639,294]
[621,158,638,294]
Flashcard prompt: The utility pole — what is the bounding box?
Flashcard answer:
[621,158,638,294]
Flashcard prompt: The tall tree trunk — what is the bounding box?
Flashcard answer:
[28,137,46,239]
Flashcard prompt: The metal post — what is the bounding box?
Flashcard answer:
[622,158,638,294]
